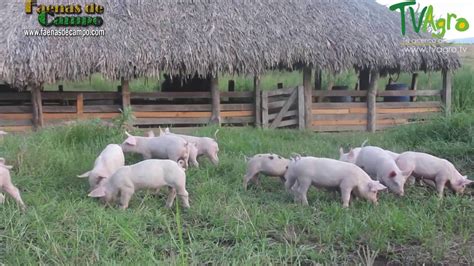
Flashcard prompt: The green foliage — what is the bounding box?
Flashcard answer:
[114,107,136,131]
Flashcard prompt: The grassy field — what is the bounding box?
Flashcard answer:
[0,112,473,264]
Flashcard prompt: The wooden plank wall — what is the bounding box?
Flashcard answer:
[312,90,442,132]
[0,91,254,132]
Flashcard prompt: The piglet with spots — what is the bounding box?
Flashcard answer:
[243,154,290,190]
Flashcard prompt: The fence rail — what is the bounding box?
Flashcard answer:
[0,84,449,133]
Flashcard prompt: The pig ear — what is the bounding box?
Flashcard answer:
[125,136,137,146]
[348,149,355,158]
[0,164,13,170]
[77,171,91,178]
[159,127,164,135]
[369,181,387,192]
[88,186,106,198]
[389,171,396,178]
[339,147,344,156]
[401,168,413,179]
[460,177,473,186]
[165,127,170,133]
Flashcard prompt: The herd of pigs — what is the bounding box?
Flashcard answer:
[0,128,472,211]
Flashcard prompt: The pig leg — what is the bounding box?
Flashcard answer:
[435,176,447,198]
[189,156,199,168]
[243,170,259,190]
[422,179,436,189]
[2,184,26,210]
[0,193,5,204]
[294,178,311,205]
[118,187,134,209]
[165,187,177,208]
[340,187,352,208]
[177,187,190,208]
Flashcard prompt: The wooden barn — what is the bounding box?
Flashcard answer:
[0,0,460,133]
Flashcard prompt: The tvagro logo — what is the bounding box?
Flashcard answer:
[389,1,469,38]
[25,0,104,27]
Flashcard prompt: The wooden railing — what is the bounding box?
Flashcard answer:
[0,91,255,132]
[312,89,443,132]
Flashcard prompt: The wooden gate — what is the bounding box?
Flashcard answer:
[261,86,304,129]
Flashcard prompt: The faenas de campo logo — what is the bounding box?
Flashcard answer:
[390,0,469,38]
[25,0,104,27]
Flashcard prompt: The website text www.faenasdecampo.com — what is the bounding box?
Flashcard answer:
[24,28,105,37]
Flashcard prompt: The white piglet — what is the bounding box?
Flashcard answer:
[396,151,472,197]
[243,153,290,190]
[162,128,219,165]
[284,157,386,208]
[355,146,412,196]
[77,144,125,190]
[88,159,190,209]
[121,131,190,168]
[0,158,26,210]
[339,140,399,164]
[148,130,199,168]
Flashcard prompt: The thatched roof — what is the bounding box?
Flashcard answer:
[0,0,461,86]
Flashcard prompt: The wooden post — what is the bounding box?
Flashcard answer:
[442,70,452,115]
[367,70,379,132]
[297,86,305,130]
[410,73,418,102]
[254,76,262,127]
[261,91,268,128]
[76,93,84,119]
[314,69,322,90]
[303,67,312,129]
[31,85,44,130]
[209,76,221,125]
[359,69,370,102]
[121,78,131,109]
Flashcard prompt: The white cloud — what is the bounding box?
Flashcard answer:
[376,0,474,40]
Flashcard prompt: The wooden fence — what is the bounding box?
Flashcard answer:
[0,80,450,133]
[261,87,304,129]
[311,89,442,132]
[0,91,255,132]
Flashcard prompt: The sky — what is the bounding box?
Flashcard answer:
[376,0,474,40]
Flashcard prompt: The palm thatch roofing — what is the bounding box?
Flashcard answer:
[0,0,461,87]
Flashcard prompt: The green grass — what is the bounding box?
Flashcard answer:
[1,114,473,264]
